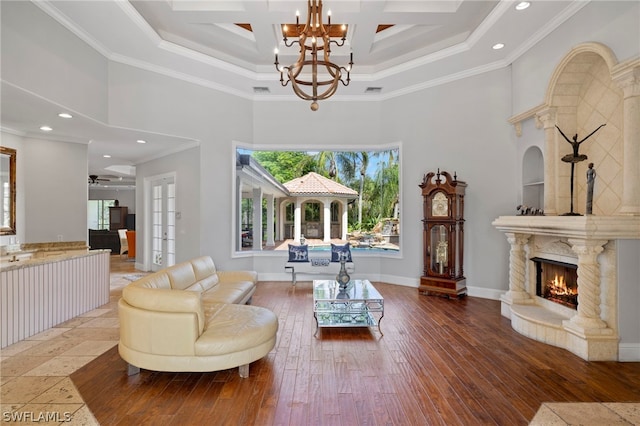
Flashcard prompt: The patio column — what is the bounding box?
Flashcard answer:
[252,188,263,251]
[341,200,348,240]
[323,199,331,242]
[294,199,302,243]
[265,194,275,247]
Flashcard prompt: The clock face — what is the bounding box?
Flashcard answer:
[431,191,449,217]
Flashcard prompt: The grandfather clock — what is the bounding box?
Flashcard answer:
[419,169,467,298]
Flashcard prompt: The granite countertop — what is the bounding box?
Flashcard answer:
[1,249,111,272]
[1,241,89,256]
[20,241,90,252]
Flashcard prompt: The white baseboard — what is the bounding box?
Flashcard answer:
[467,286,504,301]
[619,343,640,362]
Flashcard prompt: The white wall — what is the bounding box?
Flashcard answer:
[23,138,88,243]
[106,62,253,268]
[618,239,640,359]
[1,1,108,121]
[382,68,516,295]
[1,132,88,244]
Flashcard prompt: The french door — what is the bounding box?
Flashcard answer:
[150,176,176,271]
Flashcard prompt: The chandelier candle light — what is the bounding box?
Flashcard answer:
[274,0,353,111]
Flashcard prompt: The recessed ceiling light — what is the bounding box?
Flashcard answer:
[515,2,530,11]
[136,139,146,144]
[40,125,53,131]
[58,113,72,119]
[103,154,111,158]
[492,43,505,50]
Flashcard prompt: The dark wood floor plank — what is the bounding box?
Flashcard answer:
[71,280,640,425]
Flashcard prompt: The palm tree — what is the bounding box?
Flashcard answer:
[371,162,399,219]
[371,148,399,219]
[337,151,369,229]
[297,151,338,179]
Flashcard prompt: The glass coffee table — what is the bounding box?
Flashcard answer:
[313,279,384,336]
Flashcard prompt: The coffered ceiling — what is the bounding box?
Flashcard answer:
[1,0,586,182]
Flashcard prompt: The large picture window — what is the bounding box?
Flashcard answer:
[234,144,401,257]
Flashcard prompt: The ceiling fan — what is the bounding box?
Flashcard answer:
[88,174,111,184]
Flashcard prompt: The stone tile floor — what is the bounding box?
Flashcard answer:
[0,270,130,425]
[1,263,639,425]
[530,402,640,425]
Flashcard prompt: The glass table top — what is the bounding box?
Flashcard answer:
[313,279,383,301]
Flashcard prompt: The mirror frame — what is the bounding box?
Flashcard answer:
[1,146,17,235]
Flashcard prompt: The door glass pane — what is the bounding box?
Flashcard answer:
[152,184,163,266]
[166,182,176,266]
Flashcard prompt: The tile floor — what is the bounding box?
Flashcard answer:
[530,402,640,425]
[1,260,639,425]
[0,268,131,425]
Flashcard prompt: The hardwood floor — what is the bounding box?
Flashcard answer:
[70,277,640,425]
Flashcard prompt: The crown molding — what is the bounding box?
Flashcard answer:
[0,126,26,137]
[109,53,254,101]
[34,1,112,58]
[136,139,201,165]
[32,0,593,105]
[381,59,508,101]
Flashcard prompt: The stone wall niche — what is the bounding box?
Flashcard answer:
[539,42,640,216]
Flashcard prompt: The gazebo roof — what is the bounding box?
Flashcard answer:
[283,172,358,198]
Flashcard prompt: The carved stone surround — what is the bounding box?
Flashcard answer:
[496,43,640,361]
[493,215,639,361]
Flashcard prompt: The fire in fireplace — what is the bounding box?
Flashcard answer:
[531,257,579,309]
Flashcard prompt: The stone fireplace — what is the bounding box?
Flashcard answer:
[493,216,640,361]
[493,43,640,361]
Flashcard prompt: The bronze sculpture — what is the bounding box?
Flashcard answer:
[586,162,596,215]
[555,124,606,215]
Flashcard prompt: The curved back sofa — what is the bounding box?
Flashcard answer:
[118,256,278,378]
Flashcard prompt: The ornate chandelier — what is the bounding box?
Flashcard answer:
[274,0,353,111]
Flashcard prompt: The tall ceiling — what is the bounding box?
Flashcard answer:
[1,0,585,185]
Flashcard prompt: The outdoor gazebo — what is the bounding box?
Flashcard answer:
[281,172,358,243]
[236,156,358,250]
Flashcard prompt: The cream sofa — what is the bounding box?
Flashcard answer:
[118,256,278,378]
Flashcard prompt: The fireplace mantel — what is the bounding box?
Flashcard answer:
[492,215,640,240]
[492,215,640,361]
